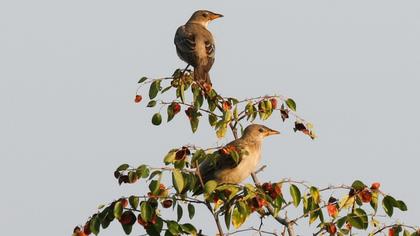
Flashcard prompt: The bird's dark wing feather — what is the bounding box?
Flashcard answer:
[199,140,244,182]
[174,26,198,66]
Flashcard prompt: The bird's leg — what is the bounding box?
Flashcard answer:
[182,64,190,75]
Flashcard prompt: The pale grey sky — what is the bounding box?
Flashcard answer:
[1,1,419,235]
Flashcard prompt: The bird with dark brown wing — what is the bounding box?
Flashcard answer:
[174,10,223,86]
[199,124,280,184]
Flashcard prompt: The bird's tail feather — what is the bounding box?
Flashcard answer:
[193,67,212,86]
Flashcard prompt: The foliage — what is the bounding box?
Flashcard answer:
[72,70,418,236]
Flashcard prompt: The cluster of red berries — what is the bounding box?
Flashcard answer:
[262,182,282,199]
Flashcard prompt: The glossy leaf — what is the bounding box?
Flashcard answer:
[152,113,162,126]
[188,203,195,219]
[382,196,395,217]
[285,98,296,111]
[172,169,184,193]
[204,180,218,195]
[177,205,183,222]
[149,80,161,99]
[114,201,123,219]
[290,184,301,207]
[116,164,129,171]
[128,196,139,209]
[140,201,152,222]
[90,215,101,235]
[310,186,320,204]
[181,223,197,235]
[138,76,148,83]
[351,180,366,191]
[147,100,157,107]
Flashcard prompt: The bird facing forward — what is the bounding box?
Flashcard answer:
[199,124,280,184]
[174,10,223,86]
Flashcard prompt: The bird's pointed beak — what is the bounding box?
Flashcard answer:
[209,13,223,20]
[265,128,280,137]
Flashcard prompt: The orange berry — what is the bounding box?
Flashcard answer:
[388,228,395,236]
[327,203,338,218]
[222,101,232,111]
[371,182,381,190]
[134,95,142,103]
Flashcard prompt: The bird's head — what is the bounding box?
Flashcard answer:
[242,124,280,141]
[188,10,223,28]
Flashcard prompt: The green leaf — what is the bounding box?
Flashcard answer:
[181,223,197,235]
[136,165,149,178]
[90,214,101,235]
[285,98,296,111]
[351,180,366,191]
[152,113,162,126]
[190,116,199,133]
[177,205,183,222]
[290,184,301,207]
[149,80,161,99]
[172,169,184,193]
[138,76,148,83]
[310,186,320,204]
[149,180,160,195]
[167,105,175,122]
[116,164,129,171]
[114,201,123,219]
[140,201,152,222]
[167,221,181,235]
[122,224,133,235]
[224,207,232,230]
[148,170,162,180]
[147,100,157,107]
[163,150,177,164]
[396,200,408,211]
[347,208,368,229]
[204,180,218,195]
[382,195,395,217]
[208,114,217,127]
[370,191,378,212]
[128,196,139,209]
[188,203,195,219]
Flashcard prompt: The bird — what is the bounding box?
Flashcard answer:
[174,10,223,86]
[198,124,280,185]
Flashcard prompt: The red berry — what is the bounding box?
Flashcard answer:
[262,182,273,192]
[326,223,337,234]
[119,211,136,225]
[162,199,173,208]
[359,189,372,203]
[134,95,142,103]
[270,98,278,110]
[388,228,395,236]
[83,222,91,235]
[172,103,181,114]
[120,198,128,208]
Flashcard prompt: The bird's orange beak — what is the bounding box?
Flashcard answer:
[264,128,280,137]
[209,13,223,20]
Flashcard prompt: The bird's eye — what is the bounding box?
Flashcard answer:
[202,12,208,17]
[258,128,265,133]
